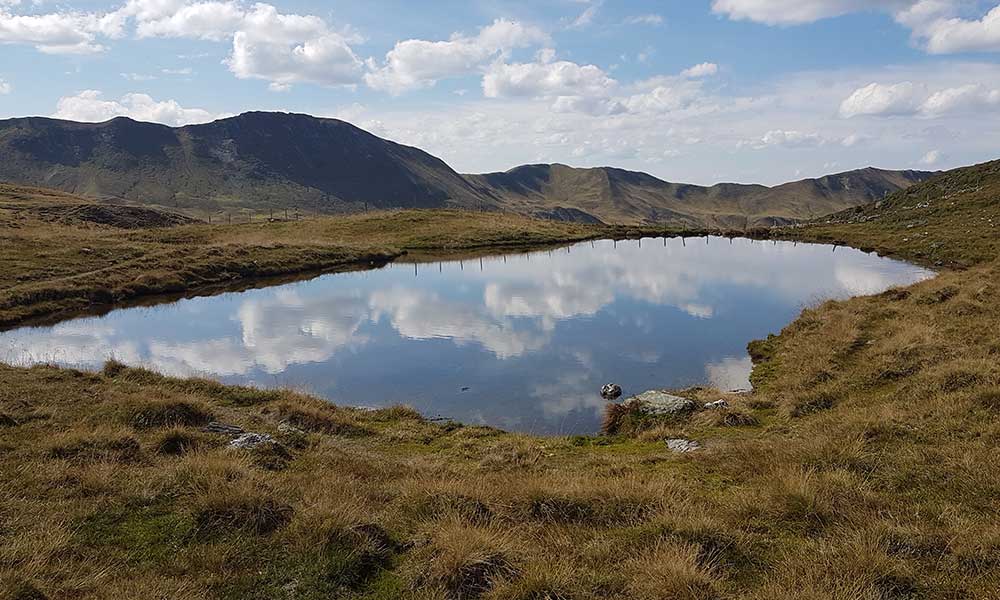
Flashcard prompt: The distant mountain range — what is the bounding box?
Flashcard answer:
[0,112,934,226]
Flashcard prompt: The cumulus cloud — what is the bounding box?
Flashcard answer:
[365,19,547,94]
[840,80,1000,118]
[920,83,1000,115]
[0,6,123,54]
[483,56,617,99]
[712,1,1000,54]
[224,4,364,88]
[920,5,1000,53]
[0,1,365,88]
[681,62,719,78]
[838,82,922,118]
[129,0,244,40]
[53,90,216,126]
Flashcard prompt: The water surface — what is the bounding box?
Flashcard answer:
[0,237,932,434]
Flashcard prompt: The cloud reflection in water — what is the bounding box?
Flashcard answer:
[0,237,932,433]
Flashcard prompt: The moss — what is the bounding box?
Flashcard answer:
[75,502,195,566]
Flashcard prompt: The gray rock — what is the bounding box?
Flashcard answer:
[627,391,697,416]
[229,432,277,450]
[601,383,623,400]
[665,439,701,453]
[704,399,730,410]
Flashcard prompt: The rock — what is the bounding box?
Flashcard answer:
[229,432,276,449]
[665,439,701,453]
[601,383,623,400]
[704,400,730,410]
[203,421,245,436]
[627,391,696,416]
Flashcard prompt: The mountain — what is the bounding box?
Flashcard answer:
[465,164,934,227]
[810,158,1000,267]
[0,112,493,213]
[0,112,933,226]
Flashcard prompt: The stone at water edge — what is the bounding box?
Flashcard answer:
[665,439,701,453]
[627,390,697,415]
[601,383,623,400]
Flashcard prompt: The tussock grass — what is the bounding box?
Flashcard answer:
[4,164,1000,597]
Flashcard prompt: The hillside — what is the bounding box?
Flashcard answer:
[467,163,932,227]
[0,112,930,226]
[0,182,196,229]
[0,113,494,214]
[792,158,1000,268]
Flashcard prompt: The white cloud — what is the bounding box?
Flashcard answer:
[758,129,826,148]
[0,7,120,54]
[161,67,193,75]
[131,1,244,41]
[838,82,922,118]
[840,80,1000,118]
[920,5,1000,53]
[712,1,1000,55]
[121,72,157,81]
[0,78,10,95]
[681,62,719,78]
[483,57,617,99]
[624,14,664,26]
[365,19,547,94]
[711,0,905,26]
[224,4,364,88]
[920,148,943,164]
[920,83,1000,115]
[53,90,216,126]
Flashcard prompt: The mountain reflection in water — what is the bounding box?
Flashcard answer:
[0,237,933,434]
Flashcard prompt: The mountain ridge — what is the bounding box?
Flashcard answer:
[0,111,934,226]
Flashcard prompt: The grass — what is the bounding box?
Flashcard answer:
[2,162,1000,598]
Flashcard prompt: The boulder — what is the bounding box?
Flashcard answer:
[665,439,701,453]
[704,399,730,410]
[601,383,623,400]
[627,391,697,416]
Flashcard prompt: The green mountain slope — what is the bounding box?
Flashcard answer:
[466,163,933,227]
[801,158,1000,267]
[0,112,932,225]
[0,112,494,213]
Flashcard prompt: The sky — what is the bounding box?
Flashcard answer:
[1,1,999,185]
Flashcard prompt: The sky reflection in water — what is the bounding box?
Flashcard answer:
[0,237,933,434]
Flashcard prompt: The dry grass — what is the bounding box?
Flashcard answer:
[2,165,1000,598]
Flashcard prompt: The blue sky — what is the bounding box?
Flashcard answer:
[1,1,999,184]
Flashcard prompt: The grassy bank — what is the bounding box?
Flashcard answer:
[0,185,605,327]
[3,163,1000,599]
